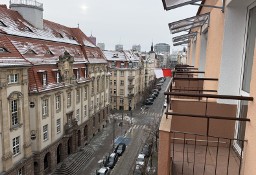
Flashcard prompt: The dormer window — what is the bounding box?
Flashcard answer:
[42,72,47,86]
[0,47,8,53]
[58,33,64,38]
[25,49,37,55]
[73,68,80,80]
[8,74,18,84]
[45,50,54,56]
[111,61,115,68]
[23,26,33,32]
[121,63,125,68]
[0,21,7,27]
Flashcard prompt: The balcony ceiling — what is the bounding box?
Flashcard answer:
[168,13,209,34]
[161,0,202,10]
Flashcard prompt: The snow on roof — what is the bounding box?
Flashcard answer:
[87,58,107,64]
[0,7,79,45]
[83,39,96,47]
[103,50,127,61]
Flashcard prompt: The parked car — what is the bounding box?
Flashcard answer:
[96,167,111,175]
[114,143,126,156]
[152,91,159,97]
[164,101,167,108]
[147,97,154,102]
[150,94,156,99]
[144,100,153,105]
[136,154,145,166]
[104,153,118,169]
[141,144,152,158]
[133,164,143,175]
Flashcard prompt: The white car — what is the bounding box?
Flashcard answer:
[164,101,167,107]
[96,167,110,175]
[136,154,145,166]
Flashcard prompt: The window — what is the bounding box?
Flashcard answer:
[114,71,117,76]
[91,101,94,111]
[17,167,24,175]
[11,100,18,126]
[76,109,80,121]
[121,63,125,68]
[114,98,116,103]
[97,98,99,107]
[97,79,100,92]
[110,80,112,85]
[120,71,124,76]
[129,62,133,68]
[242,6,256,93]
[0,47,8,53]
[114,80,116,86]
[43,125,48,141]
[12,136,20,156]
[91,81,94,95]
[93,117,95,127]
[111,61,115,68]
[76,68,80,79]
[55,95,61,111]
[8,74,18,84]
[42,99,48,116]
[84,87,87,100]
[42,72,47,86]
[113,89,116,94]
[120,98,124,104]
[76,89,80,103]
[56,71,60,83]
[120,80,124,86]
[120,89,124,96]
[84,105,87,117]
[56,119,61,134]
[67,92,71,107]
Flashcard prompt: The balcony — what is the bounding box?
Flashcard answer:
[128,84,134,89]
[128,93,134,97]
[128,76,135,81]
[158,65,253,175]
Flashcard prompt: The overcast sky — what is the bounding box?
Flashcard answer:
[3,0,198,52]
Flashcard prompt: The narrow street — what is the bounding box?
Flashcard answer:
[79,78,170,175]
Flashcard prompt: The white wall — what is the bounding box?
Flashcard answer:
[218,4,249,104]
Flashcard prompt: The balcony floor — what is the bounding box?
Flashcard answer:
[171,143,241,175]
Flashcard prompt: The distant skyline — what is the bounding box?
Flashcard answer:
[2,0,198,52]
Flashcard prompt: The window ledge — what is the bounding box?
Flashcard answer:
[10,123,23,131]
[13,152,21,158]
[42,115,49,119]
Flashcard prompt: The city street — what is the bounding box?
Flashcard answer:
[79,78,170,175]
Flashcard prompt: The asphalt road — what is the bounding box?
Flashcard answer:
[82,77,170,175]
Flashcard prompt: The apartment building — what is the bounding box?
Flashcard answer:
[104,50,145,111]
[158,0,256,175]
[0,1,109,175]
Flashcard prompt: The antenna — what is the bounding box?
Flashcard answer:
[77,23,80,28]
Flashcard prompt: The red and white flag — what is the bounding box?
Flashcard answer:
[154,68,172,78]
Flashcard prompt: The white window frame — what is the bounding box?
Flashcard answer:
[56,95,61,111]
[67,92,71,107]
[11,99,18,126]
[8,74,18,84]
[42,99,48,117]
[56,118,61,134]
[12,136,20,156]
[56,72,60,83]
[42,72,47,86]
[234,3,256,153]
[84,87,87,100]
[84,105,87,118]
[43,125,48,141]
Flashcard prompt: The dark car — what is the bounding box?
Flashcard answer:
[114,143,126,156]
[152,92,158,97]
[144,100,153,105]
[147,97,154,102]
[150,94,156,99]
[104,153,118,169]
[152,89,159,94]
[141,144,152,158]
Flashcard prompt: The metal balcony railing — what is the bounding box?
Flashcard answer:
[171,130,246,175]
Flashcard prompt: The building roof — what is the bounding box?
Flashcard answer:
[0,4,107,92]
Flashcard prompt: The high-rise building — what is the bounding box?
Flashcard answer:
[154,43,170,54]
[132,44,141,52]
[97,43,105,50]
[115,44,123,51]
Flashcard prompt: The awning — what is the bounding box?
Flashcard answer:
[172,32,197,43]
[161,0,225,11]
[169,13,209,34]
[173,40,190,46]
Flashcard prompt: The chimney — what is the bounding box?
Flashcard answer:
[9,0,44,29]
